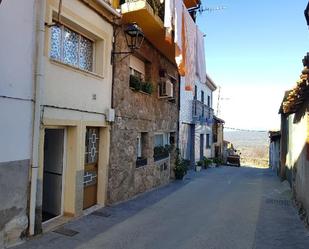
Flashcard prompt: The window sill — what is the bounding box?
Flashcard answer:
[136,158,148,168]
[129,87,152,96]
[49,59,104,80]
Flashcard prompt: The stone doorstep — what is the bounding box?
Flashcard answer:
[42,204,103,234]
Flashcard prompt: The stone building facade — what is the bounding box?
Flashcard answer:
[108,30,179,204]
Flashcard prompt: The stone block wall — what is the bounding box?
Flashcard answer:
[108,31,179,204]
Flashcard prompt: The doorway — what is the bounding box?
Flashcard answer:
[83,127,100,209]
[42,129,65,222]
[200,134,204,160]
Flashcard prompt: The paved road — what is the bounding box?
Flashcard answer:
[15,166,309,249]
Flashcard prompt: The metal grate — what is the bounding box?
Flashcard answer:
[265,198,292,207]
[53,227,79,237]
[90,211,111,217]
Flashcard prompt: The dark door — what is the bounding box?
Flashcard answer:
[200,134,204,160]
[42,129,64,222]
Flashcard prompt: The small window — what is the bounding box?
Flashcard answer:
[207,95,211,107]
[50,25,94,72]
[136,133,148,167]
[194,86,198,100]
[129,55,145,80]
[201,91,204,104]
[136,135,142,158]
[154,134,164,147]
[154,133,171,161]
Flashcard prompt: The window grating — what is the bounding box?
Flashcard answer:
[50,25,94,72]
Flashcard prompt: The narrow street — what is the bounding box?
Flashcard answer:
[14,166,309,249]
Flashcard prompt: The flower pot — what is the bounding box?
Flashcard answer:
[195,166,202,172]
[175,171,185,180]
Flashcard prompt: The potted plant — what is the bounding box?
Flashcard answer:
[203,157,212,169]
[196,160,203,172]
[174,150,187,180]
[213,157,223,167]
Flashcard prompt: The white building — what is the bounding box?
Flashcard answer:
[0,0,118,247]
[179,74,217,166]
[0,0,37,247]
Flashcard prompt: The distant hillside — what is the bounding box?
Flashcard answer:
[224,130,269,167]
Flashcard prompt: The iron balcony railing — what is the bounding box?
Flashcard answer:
[192,99,214,125]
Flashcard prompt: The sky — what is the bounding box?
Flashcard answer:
[197,0,309,130]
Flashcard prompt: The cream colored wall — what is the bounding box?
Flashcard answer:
[38,118,111,217]
[44,0,113,116]
[35,0,114,221]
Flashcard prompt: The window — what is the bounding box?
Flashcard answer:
[207,95,211,107]
[154,133,170,147]
[129,55,145,80]
[201,91,204,104]
[154,133,171,161]
[85,128,99,164]
[50,25,94,72]
[136,135,142,158]
[206,134,210,149]
[194,86,198,100]
[136,133,148,167]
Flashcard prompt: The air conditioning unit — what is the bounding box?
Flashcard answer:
[158,79,174,98]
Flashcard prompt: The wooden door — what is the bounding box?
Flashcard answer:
[83,128,99,210]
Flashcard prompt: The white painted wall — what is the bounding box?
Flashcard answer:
[43,0,113,121]
[269,140,280,172]
[179,75,215,161]
[0,0,35,162]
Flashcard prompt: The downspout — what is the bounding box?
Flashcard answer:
[29,0,46,236]
[96,0,121,18]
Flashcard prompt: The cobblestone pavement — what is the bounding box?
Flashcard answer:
[13,166,309,249]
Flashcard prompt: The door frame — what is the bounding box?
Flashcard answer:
[42,127,67,224]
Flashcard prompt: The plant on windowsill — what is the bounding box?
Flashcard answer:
[141,81,153,94]
[129,74,142,91]
[153,145,170,161]
[174,150,187,180]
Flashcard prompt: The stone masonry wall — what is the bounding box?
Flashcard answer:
[108,30,179,204]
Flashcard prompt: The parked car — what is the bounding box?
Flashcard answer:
[227,154,241,167]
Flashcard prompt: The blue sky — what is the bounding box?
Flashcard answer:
[197,0,309,130]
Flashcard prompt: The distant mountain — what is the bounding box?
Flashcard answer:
[224,130,269,167]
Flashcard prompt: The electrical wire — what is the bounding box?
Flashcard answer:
[224,127,268,133]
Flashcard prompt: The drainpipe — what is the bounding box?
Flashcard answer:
[29,0,46,236]
[96,0,121,18]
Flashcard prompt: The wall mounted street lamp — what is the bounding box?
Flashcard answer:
[113,23,145,55]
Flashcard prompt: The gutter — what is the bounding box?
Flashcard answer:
[96,0,121,18]
[29,0,46,236]
[206,74,217,91]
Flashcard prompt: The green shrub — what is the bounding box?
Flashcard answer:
[129,75,141,91]
[174,151,187,180]
[203,157,212,169]
[141,81,153,94]
[196,160,204,167]
[213,157,223,166]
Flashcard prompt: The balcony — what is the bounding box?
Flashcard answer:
[183,0,200,9]
[192,100,214,125]
[120,0,175,62]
